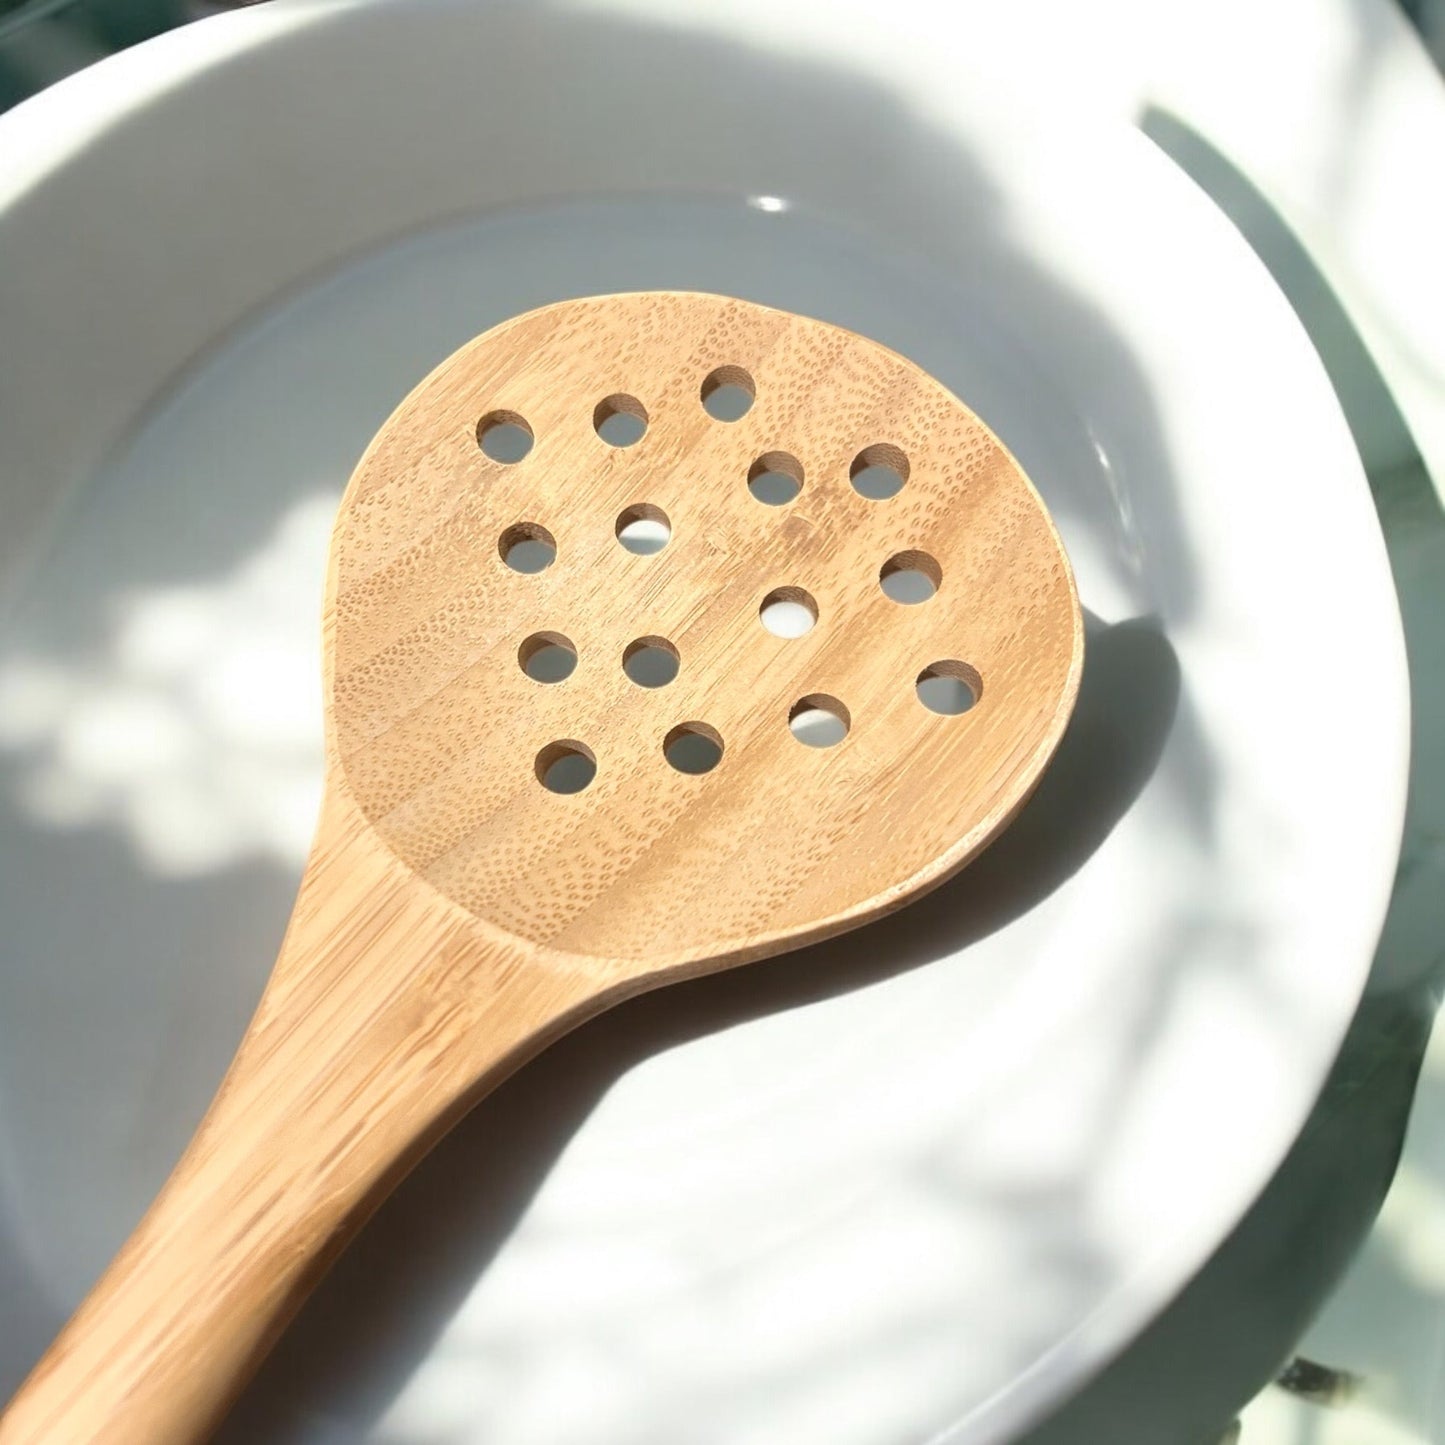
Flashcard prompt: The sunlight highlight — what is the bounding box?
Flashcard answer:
[1374,1161,1445,1295]
[0,495,331,876]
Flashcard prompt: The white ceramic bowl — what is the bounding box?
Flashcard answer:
[0,3,1409,1442]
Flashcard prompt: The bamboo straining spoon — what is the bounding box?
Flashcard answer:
[0,291,1082,1445]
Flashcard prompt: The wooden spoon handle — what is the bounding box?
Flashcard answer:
[0,787,591,1445]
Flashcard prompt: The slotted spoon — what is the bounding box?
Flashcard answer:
[0,291,1082,1445]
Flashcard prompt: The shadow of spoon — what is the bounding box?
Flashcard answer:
[218,610,1180,1443]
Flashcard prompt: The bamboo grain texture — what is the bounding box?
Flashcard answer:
[0,291,1082,1444]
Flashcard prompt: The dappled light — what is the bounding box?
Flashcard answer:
[0,496,329,875]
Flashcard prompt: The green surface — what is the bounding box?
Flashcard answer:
[0,0,186,111]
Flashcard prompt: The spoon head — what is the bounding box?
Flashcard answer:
[326,292,1082,975]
